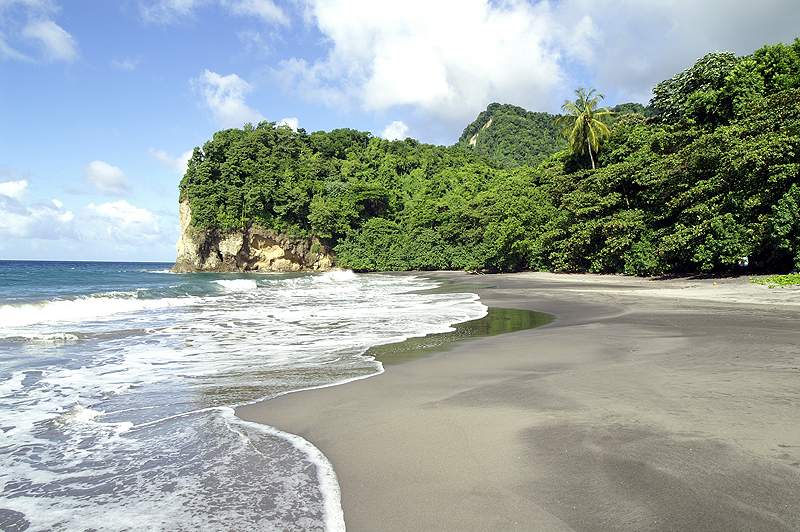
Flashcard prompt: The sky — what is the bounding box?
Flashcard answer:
[1,0,799,262]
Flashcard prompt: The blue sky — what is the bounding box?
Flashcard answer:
[2,0,799,262]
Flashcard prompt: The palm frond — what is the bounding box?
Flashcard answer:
[554,87,615,169]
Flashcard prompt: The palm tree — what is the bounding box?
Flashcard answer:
[555,88,615,169]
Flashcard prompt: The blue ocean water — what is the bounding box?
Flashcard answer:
[0,261,486,531]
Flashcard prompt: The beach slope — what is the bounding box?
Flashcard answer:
[237,272,800,532]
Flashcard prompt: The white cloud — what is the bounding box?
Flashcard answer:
[139,0,200,23]
[140,0,287,24]
[275,0,566,129]
[278,117,298,131]
[275,57,351,109]
[557,14,601,65]
[85,200,157,225]
[83,160,132,197]
[0,34,34,61]
[0,1,79,63]
[576,0,800,103]
[0,179,76,240]
[237,29,272,55]
[0,179,31,201]
[21,19,78,62]
[149,148,194,175]
[224,0,287,24]
[83,200,162,244]
[192,69,265,128]
[271,0,800,134]
[381,121,408,141]
[0,170,175,259]
[111,57,139,71]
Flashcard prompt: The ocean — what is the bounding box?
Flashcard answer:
[0,261,487,532]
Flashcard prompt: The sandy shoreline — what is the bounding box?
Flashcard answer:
[236,271,800,531]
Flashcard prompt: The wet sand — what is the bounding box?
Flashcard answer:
[236,272,800,531]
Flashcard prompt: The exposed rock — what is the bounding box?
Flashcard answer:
[469,116,493,146]
[172,199,336,273]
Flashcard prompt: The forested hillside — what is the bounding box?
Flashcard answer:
[452,101,657,169]
[454,103,565,168]
[179,38,800,275]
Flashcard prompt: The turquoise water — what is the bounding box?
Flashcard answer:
[0,261,487,531]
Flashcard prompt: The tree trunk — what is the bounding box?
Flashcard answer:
[587,139,596,169]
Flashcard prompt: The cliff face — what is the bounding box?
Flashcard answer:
[172,200,335,273]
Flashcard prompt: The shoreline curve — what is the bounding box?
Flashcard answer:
[236,271,800,532]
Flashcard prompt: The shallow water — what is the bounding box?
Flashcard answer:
[370,306,555,366]
[0,262,488,531]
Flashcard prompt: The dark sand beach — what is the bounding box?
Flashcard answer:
[236,272,800,531]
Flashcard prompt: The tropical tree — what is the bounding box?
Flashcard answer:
[555,88,615,169]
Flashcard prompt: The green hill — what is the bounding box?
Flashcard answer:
[454,103,565,168]
[178,38,800,275]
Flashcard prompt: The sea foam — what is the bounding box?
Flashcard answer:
[0,294,193,329]
[0,267,486,531]
[212,279,259,291]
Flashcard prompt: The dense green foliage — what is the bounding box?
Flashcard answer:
[611,102,647,116]
[650,40,800,126]
[454,103,566,168]
[180,127,511,270]
[751,274,800,288]
[545,87,800,274]
[555,88,615,169]
[180,39,800,274]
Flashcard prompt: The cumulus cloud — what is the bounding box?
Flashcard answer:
[149,148,194,174]
[83,200,162,244]
[278,117,299,131]
[79,161,132,197]
[0,179,76,240]
[269,0,800,133]
[0,168,174,258]
[274,0,565,128]
[381,121,408,141]
[192,69,265,128]
[0,179,31,201]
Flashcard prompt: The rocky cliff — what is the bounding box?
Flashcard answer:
[172,200,336,273]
